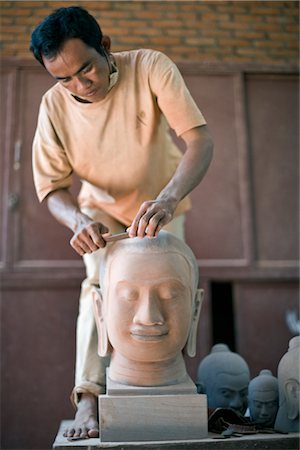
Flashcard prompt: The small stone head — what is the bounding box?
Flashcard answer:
[248,369,278,427]
[197,343,250,415]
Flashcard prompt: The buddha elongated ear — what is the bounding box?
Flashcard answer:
[92,287,109,357]
[285,379,300,420]
[186,289,204,357]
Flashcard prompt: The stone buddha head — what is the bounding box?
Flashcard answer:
[248,369,278,427]
[274,336,300,432]
[196,343,250,415]
[93,231,204,386]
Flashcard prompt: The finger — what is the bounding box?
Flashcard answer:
[136,207,159,238]
[145,211,166,238]
[70,238,85,256]
[137,215,150,238]
[129,202,152,237]
[70,236,93,256]
[80,227,102,252]
[88,227,107,248]
[73,225,106,253]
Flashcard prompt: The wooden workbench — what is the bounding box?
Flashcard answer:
[53,420,299,450]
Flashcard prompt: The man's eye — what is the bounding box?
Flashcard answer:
[82,64,92,74]
[61,78,71,84]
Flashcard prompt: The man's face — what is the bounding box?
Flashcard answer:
[208,372,249,415]
[248,390,278,426]
[104,252,193,362]
[42,38,110,102]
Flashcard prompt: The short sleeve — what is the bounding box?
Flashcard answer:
[148,52,206,136]
[32,96,73,202]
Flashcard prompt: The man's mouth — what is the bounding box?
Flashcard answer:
[85,89,97,97]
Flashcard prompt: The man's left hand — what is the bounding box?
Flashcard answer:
[128,198,177,238]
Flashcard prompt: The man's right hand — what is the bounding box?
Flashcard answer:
[46,188,109,256]
[70,220,109,256]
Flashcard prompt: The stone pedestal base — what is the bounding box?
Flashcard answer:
[98,372,207,442]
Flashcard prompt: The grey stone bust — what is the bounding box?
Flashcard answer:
[196,343,250,415]
[274,336,300,433]
[248,369,278,427]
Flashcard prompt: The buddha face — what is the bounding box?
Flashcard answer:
[103,251,193,362]
[208,372,249,415]
[248,390,278,426]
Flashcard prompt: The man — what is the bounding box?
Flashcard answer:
[93,231,204,387]
[196,344,250,415]
[30,6,213,439]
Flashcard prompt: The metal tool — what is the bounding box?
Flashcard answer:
[103,231,130,243]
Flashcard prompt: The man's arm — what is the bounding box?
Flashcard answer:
[128,125,213,238]
[46,188,109,256]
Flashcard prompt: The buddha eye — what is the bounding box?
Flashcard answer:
[118,287,139,302]
[219,389,233,399]
[253,401,263,408]
[158,282,185,300]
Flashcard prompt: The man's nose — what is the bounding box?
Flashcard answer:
[74,75,92,93]
[133,292,164,326]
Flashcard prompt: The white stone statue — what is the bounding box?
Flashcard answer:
[274,336,300,432]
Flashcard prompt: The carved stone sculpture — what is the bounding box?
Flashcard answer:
[248,369,278,427]
[93,230,204,387]
[196,343,250,415]
[92,231,208,441]
[274,336,300,433]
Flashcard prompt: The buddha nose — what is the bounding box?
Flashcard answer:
[229,393,244,412]
[260,403,269,417]
[133,290,164,326]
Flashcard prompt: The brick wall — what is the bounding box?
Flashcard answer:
[0,1,299,65]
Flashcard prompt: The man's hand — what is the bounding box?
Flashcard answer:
[46,188,109,256]
[128,198,178,238]
[70,220,109,256]
[128,125,213,239]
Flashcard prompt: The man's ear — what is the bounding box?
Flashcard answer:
[186,289,204,357]
[285,379,299,420]
[92,287,109,357]
[101,35,111,51]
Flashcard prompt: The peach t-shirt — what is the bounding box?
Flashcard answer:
[32,49,206,226]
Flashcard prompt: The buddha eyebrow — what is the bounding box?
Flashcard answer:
[55,60,92,80]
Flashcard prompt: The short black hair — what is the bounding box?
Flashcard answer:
[30,6,104,66]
